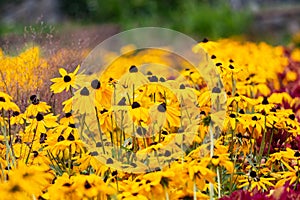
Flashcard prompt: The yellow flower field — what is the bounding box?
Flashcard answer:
[0,37,300,200]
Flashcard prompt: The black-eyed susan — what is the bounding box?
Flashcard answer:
[149,102,181,130]
[25,113,58,135]
[72,86,96,115]
[47,132,85,159]
[5,162,54,198]
[129,101,150,125]
[62,97,73,113]
[25,113,58,134]
[266,148,296,170]
[255,96,276,114]
[74,151,104,173]
[238,113,266,139]
[25,95,51,117]
[209,154,234,173]
[238,170,275,191]
[10,111,25,125]
[92,79,113,109]
[227,93,257,110]
[275,159,300,188]
[50,65,83,93]
[72,174,116,199]
[0,92,19,111]
[46,173,77,200]
[115,65,149,102]
[59,112,76,125]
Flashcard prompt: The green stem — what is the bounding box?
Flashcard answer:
[25,130,37,164]
[68,145,72,175]
[258,114,267,165]
[266,125,274,157]
[2,109,16,168]
[95,107,106,154]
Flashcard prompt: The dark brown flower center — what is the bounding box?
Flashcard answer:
[36,113,44,121]
[157,102,167,112]
[68,123,76,128]
[250,171,257,178]
[294,151,300,157]
[84,180,92,189]
[239,109,245,114]
[149,76,158,82]
[137,126,146,136]
[252,116,258,121]
[106,158,114,164]
[180,84,185,89]
[30,94,39,105]
[289,114,295,120]
[229,113,236,118]
[33,151,39,157]
[80,87,90,96]
[131,102,141,109]
[118,97,126,105]
[13,111,20,116]
[57,135,65,142]
[262,97,269,105]
[67,133,75,141]
[91,79,101,89]
[63,75,71,82]
[65,112,72,118]
[100,109,108,114]
[40,133,47,144]
[129,65,138,73]
[212,87,221,93]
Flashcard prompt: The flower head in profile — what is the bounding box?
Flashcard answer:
[25,95,51,117]
[115,65,149,101]
[50,65,83,93]
[0,92,19,111]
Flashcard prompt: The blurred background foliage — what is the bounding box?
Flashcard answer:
[0,0,300,44]
[59,0,252,40]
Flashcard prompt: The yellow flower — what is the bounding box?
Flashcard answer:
[210,154,234,173]
[25,113,58,135]
[46,173,77,200]
[59,112,77,125]
[2,162,53,198]
[188,159,216,190]
[10,111,25,125]
[0,92,19,111]
[93,79,113,109]
[74,152,105,173]
[50,65,83,93]
[266,148,297,170]
[238,170,275,191]
[72,86,96,115]
[115,65,149,102]
[149,102,181,129]
[291,48,300,62]
[25,95,51,117]
[227,93,257,110]
[72,174,116,199]
[129,101,150,124]
[275,157,300,188]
